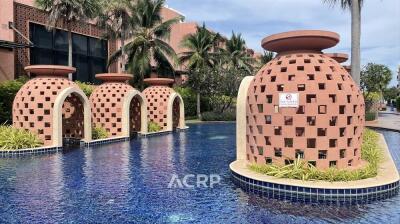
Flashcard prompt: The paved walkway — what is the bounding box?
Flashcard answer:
[366,112,400,132]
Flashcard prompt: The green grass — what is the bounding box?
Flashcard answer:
[249,129,382,182]
[0,125,43,150]
[92,126,108,140]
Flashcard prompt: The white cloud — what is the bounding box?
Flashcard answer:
[167,0,400,86]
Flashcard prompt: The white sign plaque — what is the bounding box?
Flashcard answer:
[279,93,299,108]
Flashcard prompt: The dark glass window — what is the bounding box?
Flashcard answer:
[30,23,107,83]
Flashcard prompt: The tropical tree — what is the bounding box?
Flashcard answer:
[179,24,221,119]
[360,63,392,112]
[221,32,254,75]
[36,0,101,80]
[108,0,180,90]
[323,0,363,85]
[97,0,133,73]
[260,50,275,65]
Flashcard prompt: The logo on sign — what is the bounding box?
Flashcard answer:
[279,93,299,108]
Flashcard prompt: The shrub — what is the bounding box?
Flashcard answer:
[76,81,95,97]
[0,77,27,124]
[396,97,400,111]
[0,125,43,150]
[148,121,162,132]
[249,129,382,182]
[365,112,377,121]
[201,111,236,121]
[173,86,212,118]
[92,126,108,140]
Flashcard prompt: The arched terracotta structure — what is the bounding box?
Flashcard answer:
[13,65,92,147]
[143,78,186,132]
[238,30,365,170]
[90,73,148,137]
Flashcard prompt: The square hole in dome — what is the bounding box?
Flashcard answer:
[264,136,271,145]
[329,116,337,126]
[318,83,325,90]
[307,138,316,148]
[315,66,321,72]
[307,74,314,80]
[288,74,295,81]
[307,116,316,126]
[306,94,316,103]
[297,66,304,71]
[265,115,272,124]
[284,116,293,125]
[304,59,311,63]
[317,128,327,136]
[329,139,337,148]
[274,126,282,135]
[296,127,305,136]
[298,84,306,91]
[271,76,276,82]
[329,94,336,103]
[284,138,293,147]
[277,84,284,91]
[289,59,296,64]
[296,106,305,114]
[274,148,282,157]
[281,67,287,72]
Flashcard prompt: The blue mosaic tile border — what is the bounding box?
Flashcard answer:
[0,146,63,157]
[231,169,399,205]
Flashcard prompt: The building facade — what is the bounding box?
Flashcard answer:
[0,1,207,85]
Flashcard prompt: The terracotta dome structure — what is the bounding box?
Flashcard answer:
[236,30,365,169]
[142,78,186,131]
[90,73,148,137]
[13,65,92,147]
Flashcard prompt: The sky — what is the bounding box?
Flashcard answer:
[166,0,400,87]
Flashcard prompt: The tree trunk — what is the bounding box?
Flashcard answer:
[196,92,201,120]
[351,0,361,86]
[67,27,73,80]
[121,33,125,73]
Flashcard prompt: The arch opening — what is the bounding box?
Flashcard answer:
[62,93,85,146]
[129,95,142,136]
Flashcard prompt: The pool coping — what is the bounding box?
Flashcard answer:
[230,133,400,203]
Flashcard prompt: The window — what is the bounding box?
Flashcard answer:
[329,161,337,168]
[265,157,272,164]
[340,149,346,158]
[30,23,108,83]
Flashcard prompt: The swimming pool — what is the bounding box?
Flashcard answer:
[0,123,399,223]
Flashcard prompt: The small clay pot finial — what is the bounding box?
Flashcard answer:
[95,73,133,82]
[144,78,175,86]
[261,30,340,54]
[325,53,349,63]
[24,65,76,77]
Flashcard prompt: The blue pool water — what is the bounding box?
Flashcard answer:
[0,123,399,223]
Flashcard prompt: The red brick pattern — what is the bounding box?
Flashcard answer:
[143,86,174,131]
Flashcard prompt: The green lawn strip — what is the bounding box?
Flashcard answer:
[249,129,382,182]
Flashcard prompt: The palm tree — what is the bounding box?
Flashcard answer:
[108,0,180,90]
[36,0,101,80]
[260,50,275,65]
[323,0,363,85]
[179,24,221,119]
[97,0,133,73]
[222,32,254,74]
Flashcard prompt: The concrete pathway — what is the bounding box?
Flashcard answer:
[366,112,400,132]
